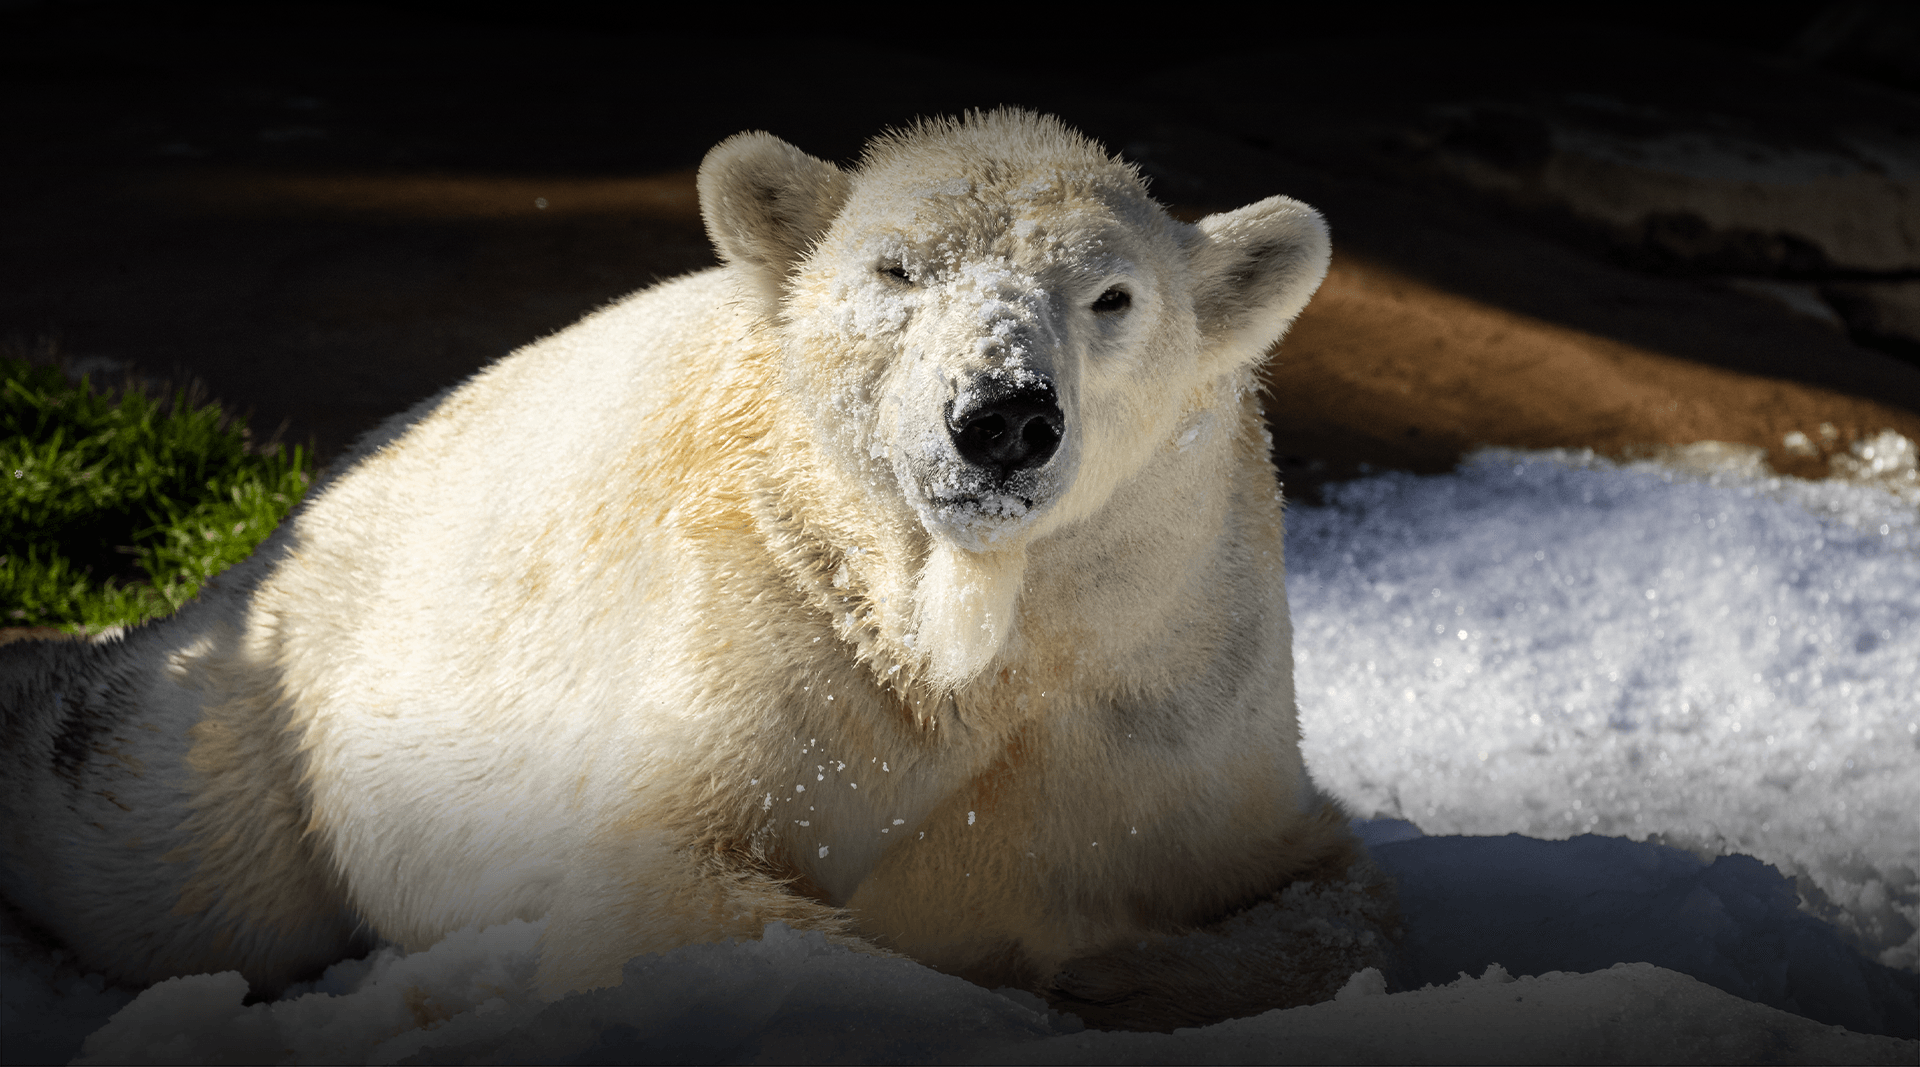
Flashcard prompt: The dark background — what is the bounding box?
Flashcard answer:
[5,0,1919,497]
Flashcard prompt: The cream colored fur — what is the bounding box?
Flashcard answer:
[0,110,1369,1021]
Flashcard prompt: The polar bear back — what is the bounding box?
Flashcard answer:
[244,269,750,946]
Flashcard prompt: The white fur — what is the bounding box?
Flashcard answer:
[0,111,1358,1015]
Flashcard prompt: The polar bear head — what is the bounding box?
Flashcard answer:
[698,110,1328,689]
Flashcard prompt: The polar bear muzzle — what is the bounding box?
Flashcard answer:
[944,374,1063,480]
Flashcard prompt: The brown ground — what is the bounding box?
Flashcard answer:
[1269,253,1920,493]
[5,10,1917,504]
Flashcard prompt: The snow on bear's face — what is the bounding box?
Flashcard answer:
[784,160,1200,554]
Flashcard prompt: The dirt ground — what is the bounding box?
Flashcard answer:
[5,8,1918,505]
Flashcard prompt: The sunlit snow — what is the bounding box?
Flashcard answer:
[4,442,1919,1063]
[1291,444,1920,971]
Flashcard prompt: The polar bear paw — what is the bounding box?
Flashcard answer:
[1045,861,1400,1032]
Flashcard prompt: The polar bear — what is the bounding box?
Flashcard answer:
[0,110,1387,1029]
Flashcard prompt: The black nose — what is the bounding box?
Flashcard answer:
[947,382,1063,474]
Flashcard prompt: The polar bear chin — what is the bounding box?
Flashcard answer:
[910,540,1028,692]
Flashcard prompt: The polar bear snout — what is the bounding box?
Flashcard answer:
[903,365,1071,549]
[944,377,1062,478]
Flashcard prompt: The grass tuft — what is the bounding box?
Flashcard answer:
[1,354,311,632]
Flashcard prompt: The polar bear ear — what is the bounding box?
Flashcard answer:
[1188,196,1331,367]
[698,131,852,310]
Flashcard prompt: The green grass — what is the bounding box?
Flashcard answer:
[1,356,311,633]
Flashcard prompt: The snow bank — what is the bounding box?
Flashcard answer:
[998,962,1917,1065]
[1361,825,1920,1037]
[64,921,1066,1066]
[1291,444,1920,971]
[37,916,1920,1065]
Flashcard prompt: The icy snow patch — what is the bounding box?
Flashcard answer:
[1290,446,1920,970]
[31,902,1919,1065]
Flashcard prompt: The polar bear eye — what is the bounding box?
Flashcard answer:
[1092,287,1131,313]
[879,264,914,286]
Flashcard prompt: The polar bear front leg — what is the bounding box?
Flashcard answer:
[530,830,876,999]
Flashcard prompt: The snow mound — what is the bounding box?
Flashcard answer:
[1291,445,1920,970]
[40,916,1918,1065]
[1363,826,1920,1036]
[997,962,1917,1065]
[64,922,1065,1066]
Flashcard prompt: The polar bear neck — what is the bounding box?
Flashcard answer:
[909,541,1026,693]
[726,406,1037,709]
[744,445,1015,708]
